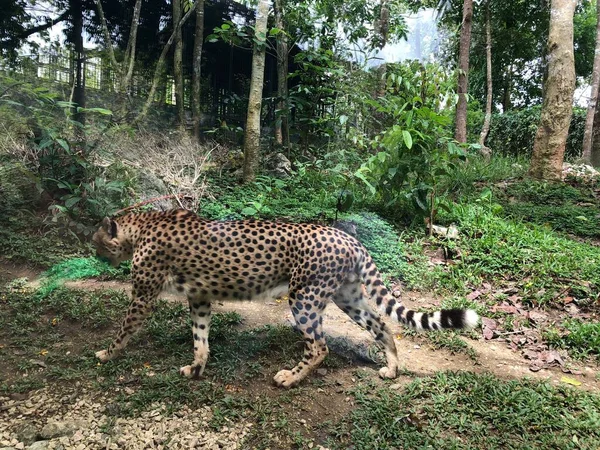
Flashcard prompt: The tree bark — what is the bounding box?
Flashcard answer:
[592,97,600,167]
[529,0,576,180]
[583,0,600,163]
[192,0,205,140]
[478,1,493,156]
[134,3,197,125]
[454,0,473,143]
[94,0,142,115]
[273,0,289,148]
[173,0,185,129]
[243,0,270,183]
[70,0,85,129]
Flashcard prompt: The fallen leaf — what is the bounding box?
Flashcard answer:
[51,317,59,326]
[528,310,549,324]
[560,376,582,387]
[562,296,574,305]
[467,290,482,301]
[491,304,518,314]
[481,318,497,340]
[143,362,151,369]
[39,349,48,356]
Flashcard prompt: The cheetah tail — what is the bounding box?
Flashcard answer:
[359,255,479,331]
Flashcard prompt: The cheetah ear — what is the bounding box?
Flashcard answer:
[102,217,118,239]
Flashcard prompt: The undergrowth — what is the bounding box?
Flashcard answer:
[434,203,600,305]
[335,371,600,449]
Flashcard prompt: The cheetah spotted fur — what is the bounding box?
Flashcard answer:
[92,209,479,388]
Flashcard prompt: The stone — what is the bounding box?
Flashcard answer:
[39,421,79,440]
[136,171,172,210]
[16,425,38,446]
[26,442,50,450]
[265,153,292,178]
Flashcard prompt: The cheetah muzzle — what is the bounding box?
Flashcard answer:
[91,209,479,388]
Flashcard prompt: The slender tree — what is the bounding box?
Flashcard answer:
[242,0,270,182]
[135,2,197,124]
[192,0,205,140]
[478,0,492,156]
[70,0,85,130]
[529,0,576,180]
[173,0,185,128]
[273,0,290,148]
[583,0,600,164]
[454,0,473,143]
[94,0,143,116]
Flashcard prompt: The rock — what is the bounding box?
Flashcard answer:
[332,221,358,237]
[16,425,38,445]
[27,442,50,450]
[265,153,292,178]
[39,421,79,440]
[136,171,173,210]
[316,368,328,376]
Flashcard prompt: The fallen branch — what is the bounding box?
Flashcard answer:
[114,194,192,216]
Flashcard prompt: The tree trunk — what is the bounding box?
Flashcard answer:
[243,0,270,183]
[454,0,473,143]
[192,0,205,140]
[592,97,600,166]
[583,0,600,163]
[173,0,185,129]
[71,0,85,129]
[274,0,289,148]
[502,63,512,112]
[478,1,493,156]
[134,3,197,124]
[529,0,576,180]
[94,0,142,117]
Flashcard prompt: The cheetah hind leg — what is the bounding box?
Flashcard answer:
[180,298,211,379]
[332,281,399,379]
[274,289,329,388]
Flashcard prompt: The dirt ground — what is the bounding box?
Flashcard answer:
[1,262,599,449]
[64,277,599,392]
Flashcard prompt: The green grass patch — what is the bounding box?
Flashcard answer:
[336,371,600,449]
[0,223,85,268]
[37,257,130,297]
[546,320,600,360]
[436,204,600,304]
[496,180,600,239]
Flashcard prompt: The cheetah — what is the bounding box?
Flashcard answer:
[92,209,479,388]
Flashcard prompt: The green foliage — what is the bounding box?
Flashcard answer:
[0,76,130,235]
[355,62,470,220]
[478,106,586,159]
[341,212,407,281]
[340,371,600,449]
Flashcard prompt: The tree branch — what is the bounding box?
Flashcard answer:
[18,9,70,39]
[94,0,120,73]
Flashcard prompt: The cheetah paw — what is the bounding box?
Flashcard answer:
[179,365,205,379]
[95,349,111,362]
[378,366,397,379]
[273,369,298,388]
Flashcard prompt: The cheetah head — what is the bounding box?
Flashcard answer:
[92,217,132,267]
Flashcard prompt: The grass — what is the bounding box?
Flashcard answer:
[335,371,600,449]
[431,202,600,305]
[495,180,600,239]
[546,320,600,360]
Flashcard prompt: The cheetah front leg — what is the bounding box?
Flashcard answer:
[96,285,159,362]
[274,289,329,388]
[179,297,211,379]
